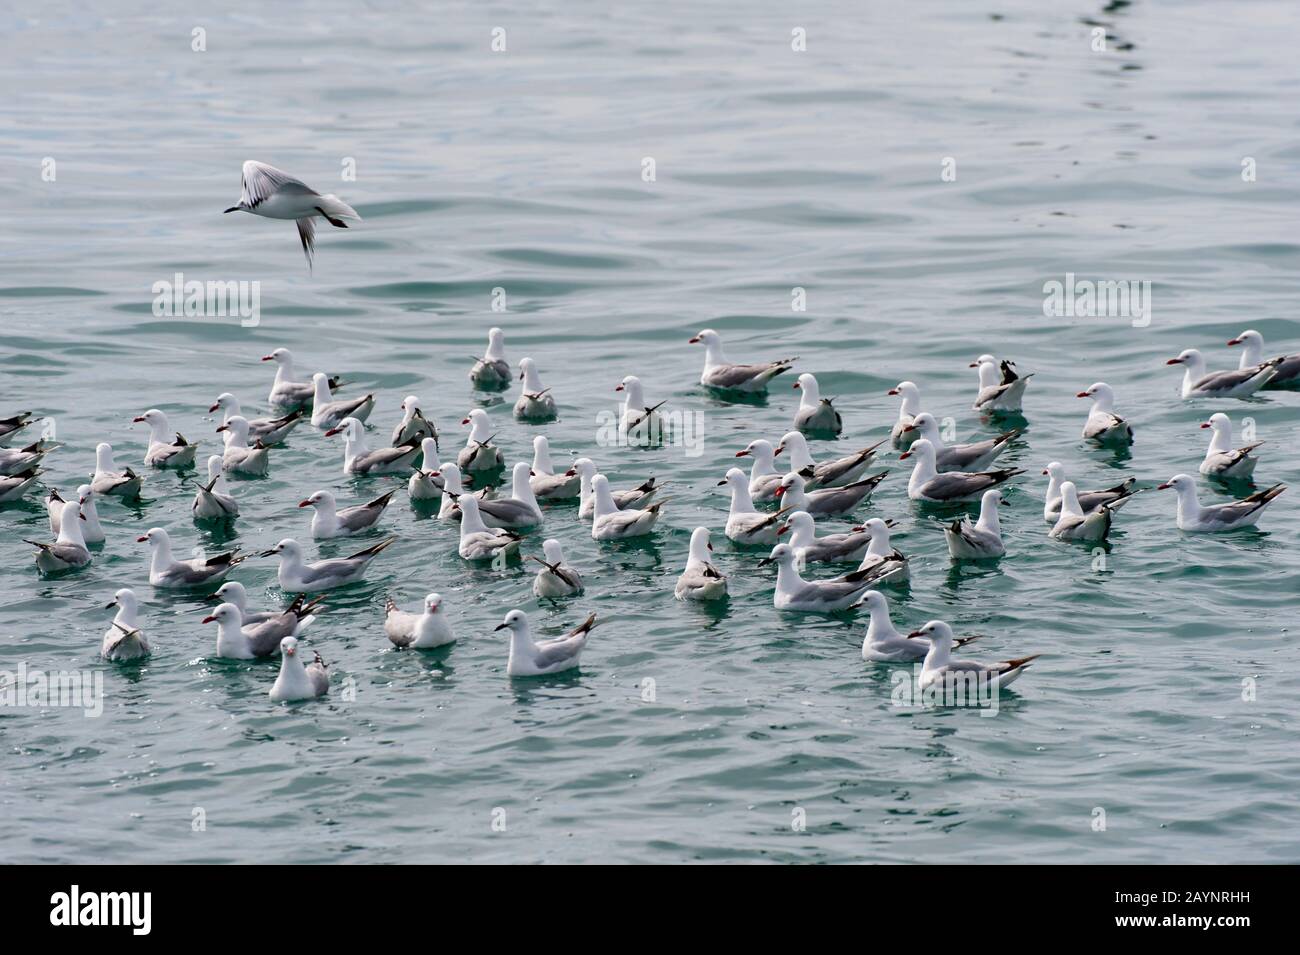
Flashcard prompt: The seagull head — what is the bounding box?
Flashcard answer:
[898,438,934,462]
[906,620,953,642]
[494,609,527,633]
[688,328,719,346]
[299,490,332,509]
[324,417,362,440]
[1157,474,1194,492]
[1202,412,1230,432]
[1165,348,1198,366]
[259,538,298,558]
[1226,330,1260,347]
[136,527,167,546]
[717,468,745,488]
[261,348,291,364]
[758,543,794,567]
[202,603,239,626]
[852,589,885,612]
[106,587,136,611]
[133,409,165,427]
[281,635,299,657]
[902,411,936,435]
[209,392,237,414]
[1042,460,1064,479]
[425,593,443,614]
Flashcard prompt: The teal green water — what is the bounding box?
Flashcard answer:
[2,1,1298,863]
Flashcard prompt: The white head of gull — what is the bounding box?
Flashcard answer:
[269,635,330,701]
[497,608,596,676]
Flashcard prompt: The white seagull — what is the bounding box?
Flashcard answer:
[102,588,149,661]
[210,393,302,446]
[455,495,522,561]
[1076,382,1134,445]
[47,485,106,543]
[514,357,557,421]
[451,461,543,530]
[1227,329,1300,388]
[25,500,91,574]
[530,539,584,597]
[391,395,438,447]
[1049,481,1121,542]
[300,488,396,538]
[224,160,360,268]
[262,348,341,411]
[268,636,329,702]
[498,610,597,677]
[735,438,783,502]
[792,373,842,435]
[456,408,505,473]
[385,593,455,649]
[213,581,280,624]
[408,437,444,500]
[91,442,143,497]
[1166,348,1279,399]
[775,431,883,489]
[1157,474,1285,532]
[690,328,796,393]
[971,355,1032,412]
[945,488,1007,558]
[469,327,511,389]
[759,543,902,612]
[591,474,664,540]
[135,409,198,469]
[779,510,871,565]
[856,517,910,582]
[216,416,270,476]
[902,438,1022,503]
[0,438,58,476]
[1041,462,1137,523]
[902,412,1019,472]
[529,436,579,500]
[206,596,322,659]
[775,470,886,518]
[855,591,981,663]
[310,372,374,429]
[0,468,42,503]
[912,620,1038,692]
[326,416,420,476]
[574,457,659,520]
[616,375,665,443]
[139,526,244,587]
[263,537,394,591]
[719,467,785,545]
[1199,413,1262,480]
[675,526,728,601]
[888,381,925,448]
[192,454,240,519]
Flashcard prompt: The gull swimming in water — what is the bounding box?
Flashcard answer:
[469,327,511,389]
[759,542,902,612]
[408,438,444,500]
[435,463,487,520]
[262,348,341,411]
[0,468,41,503]
[326,416,420,476]
[616,375,666,443]
[1049,481,1122,541]
[1199,413,1261,480]
[135,410,197,469]
[513,357,557,421]
[735,438,783,502]
[206,597,322,659]
[1041,462,1137,523]
[719,467,785,545]
[902,412,1019,472]
[573,457,659,520]
[47,486,105,543]
[775,470,886,518]
[971,355,1032,412]
[210,393,302,446]
[911,620,1038,692]
[591,474,664,540]
[263,537,394,590]
[391,395,438,447]
[269,636,330,701]
[856,517,909,582]
[779,510,871,565]
[888,381,925,448]
[1157,474,1285,532]
[775,431,883,489]
[1226,329,1300,388]
[1165,347,1280,398]
[675,526,728,601]
[310,372,375,429]
[944,488,1007,558]
[498,609,597,677]
[224,160,360,268]
[792,373,842,435]
[457,408,505,473]
[385,593,455,649]
[139,527,244,588]
[213,580,279,624]
[26,500,91,573]
[854,591,982,662]
[530,539,584,597]
[902,438,1022,502]
[0,439,58,476]
[300,488,396,538]
[92,442,143,498]
[192,455,239,519]
[529,436,579,500]
[451,461,543,530]
[216,416,270,476]
[455,495,522,561]
[1076,382,1134,445]
[102,588,149,661]
[690,328,797,393]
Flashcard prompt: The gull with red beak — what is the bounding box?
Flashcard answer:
[902,438,1022,503]
[102,588,149,661]
[775,431,884,489]
[216,416,270,476]
[262,348,341,411]
[902,412,1019,472]
[1156,474,1285,531]
[1165,347,1280,399]
[1199,413,1262,480]
[910,620,1038,692]
[457,408,505,473]
[676,527,728,601]
[210,392,302,446]
[1076,382,1133,445]
[514,358,557,421]
[269,636,330,702]
[385,593,455,649]
[300,488,396,538]
[888,381,925,448]
[1226,329,1300,388]
[135,409,197,469]
[792,373,842,436]
[617,375,665,443]
[735,438,783,502]
[327,416,420,476]
[690,328,796,394]
[1041,462,1137,523]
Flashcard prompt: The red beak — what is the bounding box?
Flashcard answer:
[201,615,216,624]
[460,417,470,425]
[688,337,700,344]
[773,446,783,456]
[1041,468,1049,475]
[1165,358,1182,365]
[261,355,274,361]
[564,468,576,476]
[1075,391,1090,398]
[286,646,296,656]
[132,415,145,423]
[1227,338,1242,346]
[735,450,750,458]
[887,388,899,396]
[774,486,786,497]
[215,424,228,433]
[208,403,220,413]
[777,524,789,535]
[136,535,148,542]
[899,451,912,460]
[1156,482,1172,490]
[792,382,800,389]
[1200,422,1211,429]
[902,424,915,433]
[298,500,312,507]
[614,384,624,392]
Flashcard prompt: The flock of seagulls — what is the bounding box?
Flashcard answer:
[3,161,1296,704]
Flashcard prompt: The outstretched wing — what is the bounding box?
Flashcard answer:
[241,160,317,209]
[296,217,315,268]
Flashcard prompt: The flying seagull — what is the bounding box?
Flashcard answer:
[224,161,361,268]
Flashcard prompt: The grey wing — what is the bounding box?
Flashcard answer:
[704,363,771,388]
[242,160,316,208]
[1201,499,1264,525]
[48,543,90,563]
[480,499,539,523]
[338,503,383,532]
[974,383,1014,407]
[532,633,587,668]
[940,439,996,469]
[306,661,330,695]
[244,615,296,656]
[356,445,414,472]
[296,217,315,266]
[1193,367,1262,392]
[923,472,1001,499]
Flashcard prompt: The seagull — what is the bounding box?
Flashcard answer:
[887,381,925,448]
[0,468,41,503]
[759,543,902,612]
[0,439,58,476]
[326,416,420,476]
[529,436,579,500]
[300,488,396,538]
[854,591,981,662]
[455,495,522,561]
[310,372,374,429]
[213,580,281,624]
[262,348,342,411]
[856,517,910,582]
[774,431,884,489]
[498,610,597,677]
[263,537,394,590]
[530,539,584,597]
[1076,382,1134,445]
[1166,348,1280,398]
[911,620,1038,692]
[25,500,91,573]
[408,438,444,500]
[1041,462,1138,523]
[774,470,886,518]
[902,438,1022,502]
[224,160,360,268]
[385,593,456,649]
[269,636,330,701]
[0,411,34,445]
[206,597,322,660]
[91,442,143,498]
[1157,474,1285,532]
[779,510,871,565]
[192,455,239,519]
[210,393,302,446]
[451,461,543,530]
[902,412,1019,472]
[719,467,785,545]
[591,474,664,540]
[513,357,557,421]
[616,375,666,444]
[47,486,106,543]
[391,394,438,447]
[945,488,1007,558]
[1226,329,1300,389]
[469,327,511,389]
[735,438,783,502]
[573,457,659,520]
[456,408,505,473]
[1049,481,1122,541]
[791,372,842,435]
[435,463,482,520]
[134,410,197,469]
[690,328,796,393]
[102,588,149,661]
[971,355,1032,412]
[139,527,244,588]
[215,416,270,476]
[675,526,728,601]
[1199,413,1261,480]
